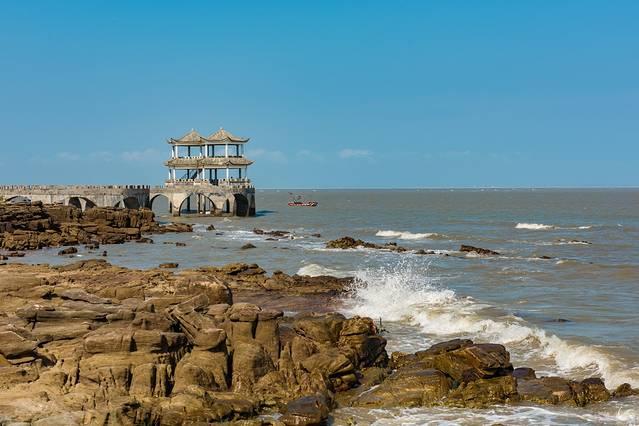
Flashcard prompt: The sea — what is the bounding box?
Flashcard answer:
[14,189,639,425]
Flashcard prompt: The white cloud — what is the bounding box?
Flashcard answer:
[338,148,372,159]
[247,148,287,163]
[441,150,471,158]
[121,148,162,162]
[89,151,115,162]
[56,152,81,161]
[296,149,325,161]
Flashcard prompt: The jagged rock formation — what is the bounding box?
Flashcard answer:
[0,203,191,251]
[0,262,636,425]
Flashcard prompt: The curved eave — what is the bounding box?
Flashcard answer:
[201,137,250,144]
[165,158,254,167]
[168,139,205,145]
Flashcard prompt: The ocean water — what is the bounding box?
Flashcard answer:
[14,189,639,424]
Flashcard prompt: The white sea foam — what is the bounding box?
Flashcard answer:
[376,230,438,240]
[516,223,593,231]
[335,402,639,425]
[344,261,639,388]
[516,223,555,230]
[296,263,352,278]
[192,224,208,233]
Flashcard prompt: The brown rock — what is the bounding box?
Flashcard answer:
[174,350,229,392]
[352,367,450,408]
[570,377,611,406]
[459,245,500,256]
[57,246,78,256]
[446,375,519,408]
[232,341,275,393]
[517,376,574,405]
[513,367,537,380]
[280,394,330,426]
[427,342,513,382]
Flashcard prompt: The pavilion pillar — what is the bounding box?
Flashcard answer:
[226,168,229,179]
[225,144,228,158]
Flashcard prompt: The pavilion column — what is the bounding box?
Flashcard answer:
[226,168,229,179]
[225,144,228,158]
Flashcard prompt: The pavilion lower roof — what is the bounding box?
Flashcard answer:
[165,157,254,167]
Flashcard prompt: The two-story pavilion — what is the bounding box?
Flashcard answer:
[166,128,253,183]
[154,127,255,216]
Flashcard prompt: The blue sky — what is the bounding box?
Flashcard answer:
[1,1,637,188]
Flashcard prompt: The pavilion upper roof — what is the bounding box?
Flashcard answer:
[169,127,249,145]
[204,128,250,143]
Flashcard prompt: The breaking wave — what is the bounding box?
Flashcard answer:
[516,223,593,231]
[296,263,352,278]
[344,261,639,388]
[376,230,440,240]
[516,223,555,230]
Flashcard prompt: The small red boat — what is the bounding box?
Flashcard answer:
[288,193,318,207]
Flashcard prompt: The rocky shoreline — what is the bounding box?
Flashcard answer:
[0,259,636,425]
[0,202,192,254]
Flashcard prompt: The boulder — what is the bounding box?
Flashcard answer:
[517,376,574,405]
[0,329,38,359]
[352,367,450,408]
[446,375,519,408]
[570,377,611,406]
[57,246,78,256]
[459,245,500,256]
[280,394,330,426]
[426,342,512,382]
[173,350,229,392]
[232,341,275,393]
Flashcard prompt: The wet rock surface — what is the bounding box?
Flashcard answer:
[326,236,409,253]
[0,202,191,252]
[459,245,500,256]
[0,260,635,424]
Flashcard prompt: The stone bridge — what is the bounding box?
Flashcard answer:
[0,185,150,211]
[0,184,255,217]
